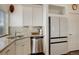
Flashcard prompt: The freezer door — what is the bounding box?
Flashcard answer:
[50,16,59,37]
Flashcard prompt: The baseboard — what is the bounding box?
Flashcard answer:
[30,52,45,55]
[63,50,79,55]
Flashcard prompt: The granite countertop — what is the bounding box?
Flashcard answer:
[0,35,44,53]
[0,36,28,53]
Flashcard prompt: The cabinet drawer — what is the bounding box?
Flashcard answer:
[50,42,68,55]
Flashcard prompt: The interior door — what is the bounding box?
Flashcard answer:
[50,16,59,37]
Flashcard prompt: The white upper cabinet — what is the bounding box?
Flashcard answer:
[23,5,32,26]
[23,5,43,26]
[32,6,43,26]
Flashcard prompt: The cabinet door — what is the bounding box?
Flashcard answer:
[50,16,59,37]
[60,17,68,36]
[16,40,25,55]
[50,42,68,55]
[32,6,43,26]
[24,38,31,55]
[16,38,31,55]
[23,6,32,26]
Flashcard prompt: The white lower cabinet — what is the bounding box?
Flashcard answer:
[16,38,31,55]
[16,39,24,55]
[0,38,31,55]
[50,42,68,55]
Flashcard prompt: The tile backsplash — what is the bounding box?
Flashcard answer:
[9,26,43,37]
[9,26,31,37]
[31,26,43,35]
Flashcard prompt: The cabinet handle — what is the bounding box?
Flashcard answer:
[22,45,24,46]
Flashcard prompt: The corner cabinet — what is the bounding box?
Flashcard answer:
[23,5,43,26]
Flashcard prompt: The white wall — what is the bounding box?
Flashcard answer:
[67,13,79,51]
[66,4,79,51]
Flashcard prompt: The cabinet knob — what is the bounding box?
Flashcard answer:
[69,34,72,35]
[22,45,24,46]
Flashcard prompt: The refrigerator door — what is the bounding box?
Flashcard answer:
[60,16,68,37]
[50,16,60,37]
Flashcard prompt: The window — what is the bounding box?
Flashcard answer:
[0,11,5,36]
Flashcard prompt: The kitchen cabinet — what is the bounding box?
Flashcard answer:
[1,42,16,55]
[50,41,68,55]
[24,38,31,54]
[16,38,31,55]
[23,5,43,26]
[23,5,32,26]
[16,39,25,55]
[32,6,43,26]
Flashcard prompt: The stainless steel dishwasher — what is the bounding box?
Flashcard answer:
[31,36,44,55]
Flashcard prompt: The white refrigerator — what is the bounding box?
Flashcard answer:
[49,15,68,55]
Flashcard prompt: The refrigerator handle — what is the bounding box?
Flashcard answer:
[48,16,51,38]
[48,16,51,55]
